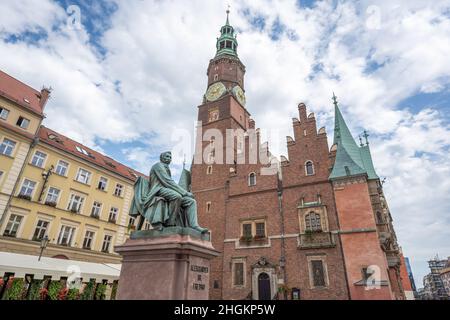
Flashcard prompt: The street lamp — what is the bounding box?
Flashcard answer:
[38,165,54,202]
[38,235,49,261]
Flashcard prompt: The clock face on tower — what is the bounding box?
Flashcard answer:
[232,85,246,106]
[206,82,226,102]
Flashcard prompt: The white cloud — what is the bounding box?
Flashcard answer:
[0,0,449,287]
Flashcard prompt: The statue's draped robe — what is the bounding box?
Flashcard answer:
[129,163,192,227]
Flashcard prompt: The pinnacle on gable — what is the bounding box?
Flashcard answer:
[329,94,379,180]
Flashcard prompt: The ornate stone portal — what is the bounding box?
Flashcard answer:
[251,257,278,300]
[115,152,219,300]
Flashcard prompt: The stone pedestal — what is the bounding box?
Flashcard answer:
[115,227,220,300]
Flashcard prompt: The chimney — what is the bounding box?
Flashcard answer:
[39,87,52,109]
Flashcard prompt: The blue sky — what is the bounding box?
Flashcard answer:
[1,0,449,289]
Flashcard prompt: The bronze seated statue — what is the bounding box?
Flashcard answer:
[129,152,208,234]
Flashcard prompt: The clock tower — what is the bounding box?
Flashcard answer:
[191,10,254,299]
[204,10,247,107]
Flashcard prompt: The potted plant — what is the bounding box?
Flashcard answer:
[58,287,68,300]
[95,283,107,300]
[253,234,266,241]
[27,280,42,300]
[277,284,291,299]
[66,288,80,300]
[39,288,48,300]
[47,281,62,300]
[2,278,25,300]
[110,282,118,300]
[240,235,253,243]
[80,280,95,300]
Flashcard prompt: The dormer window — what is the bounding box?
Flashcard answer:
[16,117,30,129]
[47,133,63,144]
[76,146,89,156]
[105,161,117,168]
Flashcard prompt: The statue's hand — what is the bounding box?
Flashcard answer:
[185,192,195,198]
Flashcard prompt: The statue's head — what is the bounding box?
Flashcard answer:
[160,151,172,165]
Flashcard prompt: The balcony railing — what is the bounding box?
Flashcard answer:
[298,231,335,249]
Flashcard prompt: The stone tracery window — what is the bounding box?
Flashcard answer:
[305,212,322,232]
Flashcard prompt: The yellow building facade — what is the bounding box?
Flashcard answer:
[0,70,49,229]
[0,70,143,265]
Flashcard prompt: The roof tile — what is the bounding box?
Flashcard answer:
[39,126,146,182]
[0,70,44,115]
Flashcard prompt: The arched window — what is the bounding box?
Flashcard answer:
[248,172,256,186]
[305,161,315,176]
[305,212,322,232]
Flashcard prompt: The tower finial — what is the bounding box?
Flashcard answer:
[359,135,364,147]
[363,130,370,145]
[332,92,338,107]
[216,5,238,57]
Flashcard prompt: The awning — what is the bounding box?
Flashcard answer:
[0,252,121,283]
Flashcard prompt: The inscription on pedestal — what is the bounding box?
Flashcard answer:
[188,257,211,299]
[191,265,208,291]
[115,234,219,300]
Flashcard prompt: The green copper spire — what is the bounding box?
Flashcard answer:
[216,9,238,58]
[329,94,379,180]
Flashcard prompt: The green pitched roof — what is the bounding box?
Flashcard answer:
[329,94,379,180]
[359,145,379,180]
